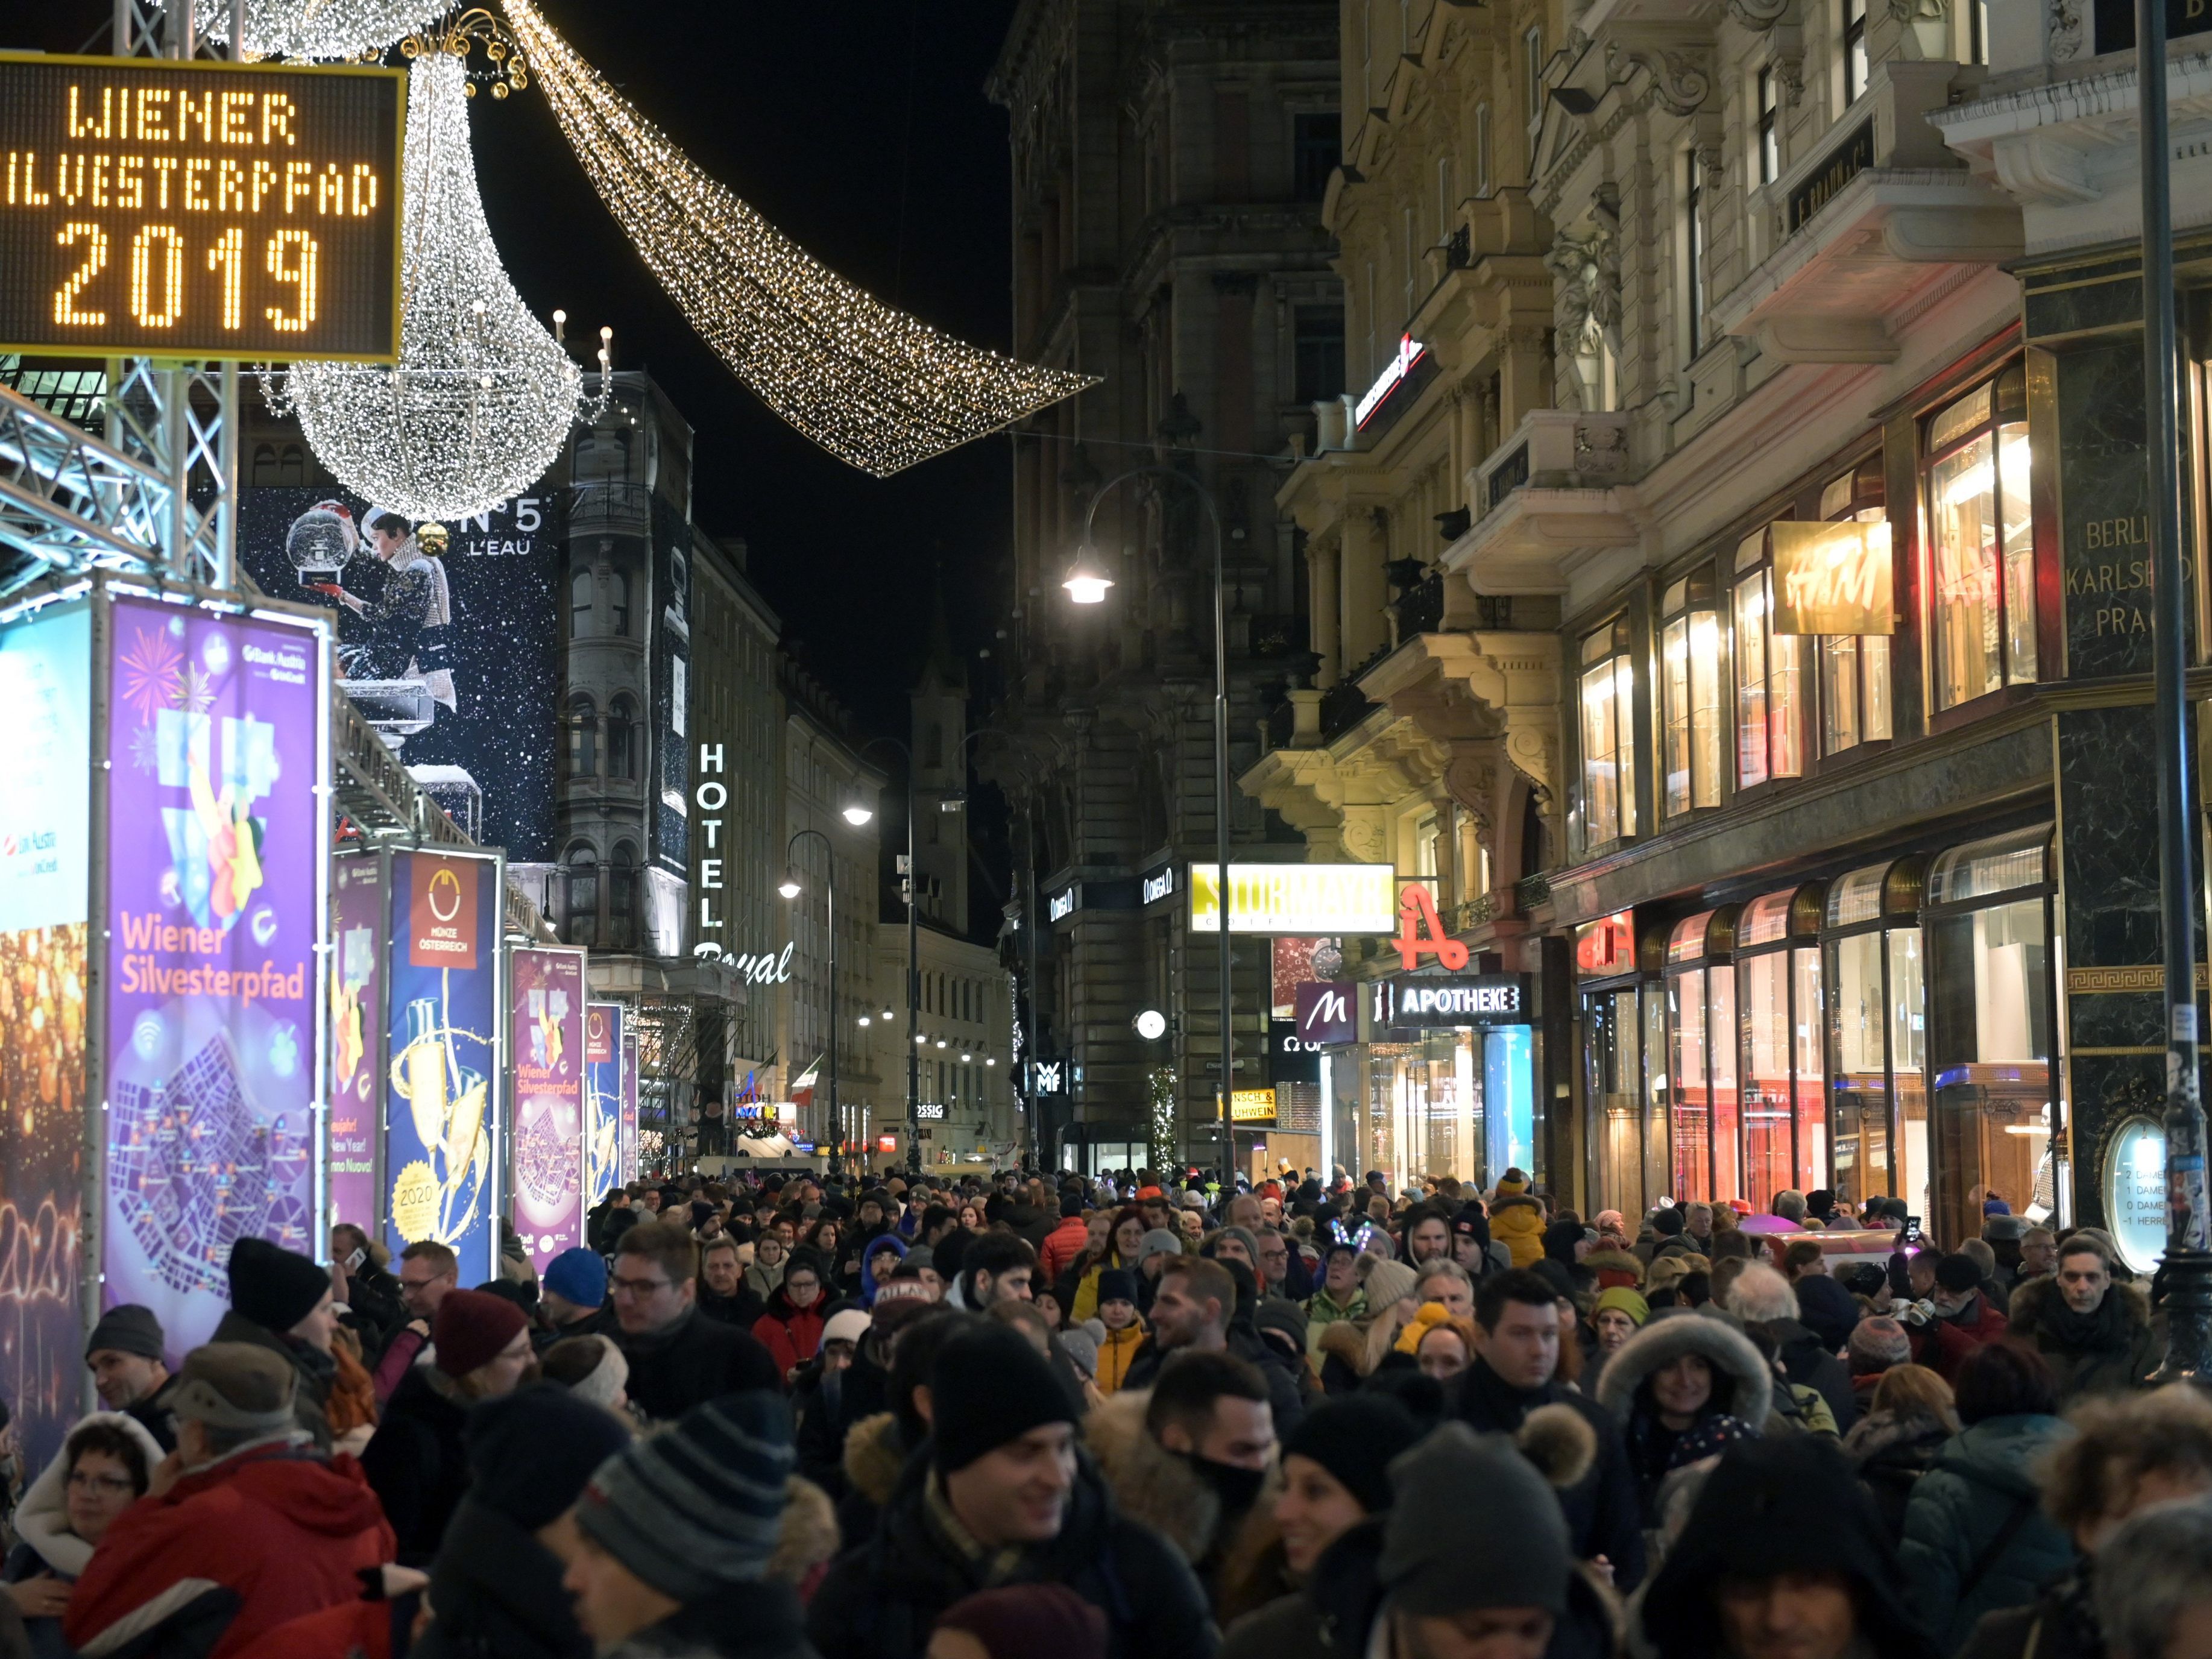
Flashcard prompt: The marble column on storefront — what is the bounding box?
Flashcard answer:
[2031,254,2210,1229]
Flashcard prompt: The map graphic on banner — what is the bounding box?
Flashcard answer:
[239,488,561,859]
[383,850,500,1283]
[0,604,92,1477]
[102,598,324,1362]
[511,947,585,1273]
[329,855,384,1236]
[585,1002,623,1206]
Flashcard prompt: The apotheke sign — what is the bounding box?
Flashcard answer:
[1372,973,1531,1028]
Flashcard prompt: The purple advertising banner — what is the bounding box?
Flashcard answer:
[104,596,324,1363]
[619,1027,640,1184]
[329,854,383,1239]
[585,1002,622,1207]
[510,947,585,1274]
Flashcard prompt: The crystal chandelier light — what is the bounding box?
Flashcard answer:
[498,0,1095,477]
[271,51,599,521]
[166,0,447,61]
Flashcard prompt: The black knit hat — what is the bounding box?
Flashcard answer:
[1281,1396,1423,1516]
[465,1382,632,1532]
[1652,1206,1686,1237]
[227,1236,329,1332]
[86,1303,165,1362]
[1935,1253,1984,1293]
[1095,1268,1138,1305]
[931,1322,1076,1473]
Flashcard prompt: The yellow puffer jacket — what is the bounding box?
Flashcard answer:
[1492,1189,1546,1268]
[1095,1318,1149,1394]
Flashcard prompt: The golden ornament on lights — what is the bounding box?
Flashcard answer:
[498,0,1095,477]
[270,52,608,521]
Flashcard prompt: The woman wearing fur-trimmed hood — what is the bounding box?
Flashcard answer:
[1595,1311,1772,1517]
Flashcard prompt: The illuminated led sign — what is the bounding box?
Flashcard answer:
[1141,864,1175,905]
[1372,973,1532,1028]
[1190,862,1396,935]
[0,54,404,360]
[1355,333,1428,429]
[1047,886,1076,922]
[1229,1088,1278,1123]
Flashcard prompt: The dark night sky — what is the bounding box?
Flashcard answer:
[39,0,1024,741]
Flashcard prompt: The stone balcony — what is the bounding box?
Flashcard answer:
[1439,409,1640,595]
[1710,60,2024,363]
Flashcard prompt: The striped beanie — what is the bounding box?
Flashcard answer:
[573,1390,793,1599]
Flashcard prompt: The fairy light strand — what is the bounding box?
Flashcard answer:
[271,52,603,521]
[166,0,447,61]
[497,0,1095,477]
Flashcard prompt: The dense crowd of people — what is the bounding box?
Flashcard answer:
[2,1166,2208,1659]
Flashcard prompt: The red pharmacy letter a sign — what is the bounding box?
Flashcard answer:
[1394,883,1469,971]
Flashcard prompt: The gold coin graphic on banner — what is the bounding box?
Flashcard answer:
[390,1159,441,1242]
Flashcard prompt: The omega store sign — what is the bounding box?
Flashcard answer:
[1370,973,1531,1033]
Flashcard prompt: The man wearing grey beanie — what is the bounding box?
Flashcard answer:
[561,1388,810,1657]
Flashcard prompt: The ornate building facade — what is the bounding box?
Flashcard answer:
[1238,0,2205,1254]
[985,0,1341,1166]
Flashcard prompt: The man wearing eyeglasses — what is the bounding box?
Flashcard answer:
[612,1220,781,1422]
[372,1241,461,1403]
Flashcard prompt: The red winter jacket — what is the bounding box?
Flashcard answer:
[1038,1215,1092,1285]
[752,1287,828,1377]
[66,1440,395,1659]
[1914,1297,2012,1382]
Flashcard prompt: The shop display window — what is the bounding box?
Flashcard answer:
[1823,861,1927,1217]
[1818,456,1895,756]
[1665,908,1739,1203]
[1580,617,1639,848]
[1739,888,1830,1205]
[1661,570,1722,817]
[1924,365,2035,712]
[1585,987,1646,1218]
[1485,1025,1534,1180]
[1926,825,2054,1245]
[1734,530,1807,787]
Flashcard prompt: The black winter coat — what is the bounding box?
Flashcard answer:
[795,1341,893,1496]
[807,1447,1215,1659]
[698,1285,768,1330]
[1453,1358,1648,1592]
[1760,1317,1859,1432]
[412,1493,591,1659]
[1120,1329,1306,1436]
[612,1580,819,1659]
[617,1306,781,1423]
[359,1365,471,1566]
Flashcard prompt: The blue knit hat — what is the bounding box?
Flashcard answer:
[543,1247,607,1309]
[574,1390,793,1598]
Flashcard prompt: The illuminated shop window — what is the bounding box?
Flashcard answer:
[1817,454,1895,755]
[1578,616,1638,848]
[1733,530,1807,787]
[1660,569,1722,816]
[1924,365,2035,711]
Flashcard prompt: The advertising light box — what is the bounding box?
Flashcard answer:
[102,596,328,1361]
[0,54,403,360]
[585,1001,623,1207]
[618,1024,639,1183]
[1189,863,1396,936]
[383,848,501,1283]
[327,852,383,1236]
[0,603,91,1476]
[1370,973,1533,1029]
[509,945,585,1274]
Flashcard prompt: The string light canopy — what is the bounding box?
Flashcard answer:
[498,0,1095,477]
[271,50,607,521]
[166,0,446,61]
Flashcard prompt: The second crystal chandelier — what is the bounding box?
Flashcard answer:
[271,50,599,522]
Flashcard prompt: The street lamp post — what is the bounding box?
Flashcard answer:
[1063,465,1234,1177]
[857,729,992,1176]
[781,827,839,1155]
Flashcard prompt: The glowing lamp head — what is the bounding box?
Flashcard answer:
[1062,544,1114,605]
[778,872,802,899]
[842,802,875,826]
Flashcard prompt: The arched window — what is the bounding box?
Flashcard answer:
[567,693,597,778]
[607,693,638,781]
[564,843,599,948]
[610,571,631,638]
[570,570,594,638]
[609,842,638,942]
[278,444,306,486]
[250,443,277,486]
